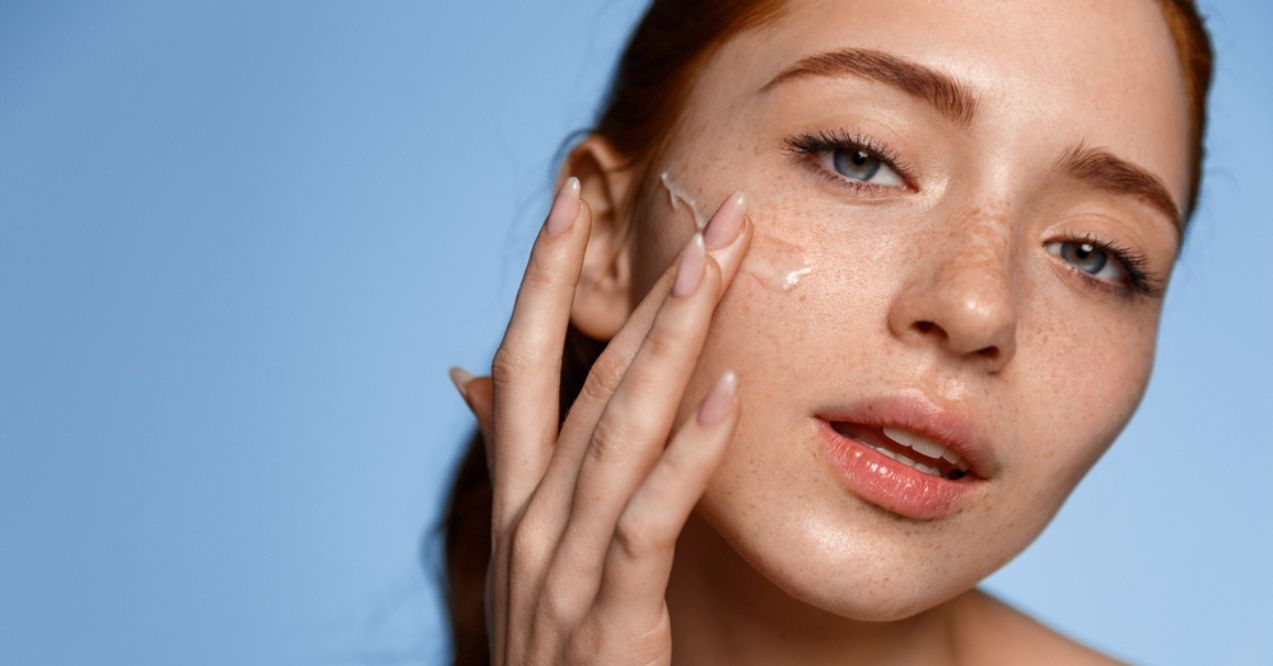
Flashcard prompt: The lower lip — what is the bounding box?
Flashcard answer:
[815,418,980,520]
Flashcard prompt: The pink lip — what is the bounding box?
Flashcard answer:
[813,390,999,520]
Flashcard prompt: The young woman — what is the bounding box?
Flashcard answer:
[442,1,1213,663]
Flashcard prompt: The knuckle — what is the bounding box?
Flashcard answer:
[536,568,589,629]
[660,443,706,481]
[491,343,532,385]
[536,585,577,630]
[587,416,640,465]
[522,256,560,292]
[580,353,625,404]
[641,324,682,363]
[508,520,553,573]
[613,509,670,561]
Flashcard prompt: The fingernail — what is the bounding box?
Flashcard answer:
[672,233,706,298]
[545,177,580,237]
[703,190,746,250]
[448,365,476,400]
[697,369,737,428]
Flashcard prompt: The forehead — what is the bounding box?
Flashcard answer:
[689,0,1193,206]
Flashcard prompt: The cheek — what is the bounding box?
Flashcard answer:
[1008,297,1157,501]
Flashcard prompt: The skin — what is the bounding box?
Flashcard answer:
[453,0,1192,663]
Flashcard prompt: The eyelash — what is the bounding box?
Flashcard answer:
[1055,232,1164,299]
[782,128,1164,300]
[782,129,915,195]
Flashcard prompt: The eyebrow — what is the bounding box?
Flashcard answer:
[760,47,978,126]
[1056,143,1182,233]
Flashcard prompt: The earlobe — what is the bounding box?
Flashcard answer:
[559,135,638,341]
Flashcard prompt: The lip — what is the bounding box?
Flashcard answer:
[813,390,999,520]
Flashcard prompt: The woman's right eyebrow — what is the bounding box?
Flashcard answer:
[759,47,978,127]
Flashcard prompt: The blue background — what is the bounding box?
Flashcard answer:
[1,1,1269,664]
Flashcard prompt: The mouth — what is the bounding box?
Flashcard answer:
[828,421,971,481]
[813,392,997,520]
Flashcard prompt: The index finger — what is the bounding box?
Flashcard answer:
[488,177,591,528]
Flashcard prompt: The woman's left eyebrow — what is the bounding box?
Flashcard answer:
[1056,142,1183,236]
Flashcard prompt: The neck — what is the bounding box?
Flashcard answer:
[666,511,984,666]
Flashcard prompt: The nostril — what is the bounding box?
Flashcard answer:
[976,346,999,359]
[915,321,938,335]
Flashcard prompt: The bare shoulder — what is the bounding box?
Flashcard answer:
[952,588,1126,666]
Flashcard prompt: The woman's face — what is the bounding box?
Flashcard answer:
[616,0,1190,619]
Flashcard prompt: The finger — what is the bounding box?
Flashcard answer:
[450,367,494,452]
[488,178,591,530]
[547,230,724,592]
[523,191,750,535]
[593,369,738,629]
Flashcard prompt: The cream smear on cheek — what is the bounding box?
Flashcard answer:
[659,170,816,292]
[659,170,709,231]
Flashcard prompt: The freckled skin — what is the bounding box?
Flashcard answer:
[595,0,1188,662]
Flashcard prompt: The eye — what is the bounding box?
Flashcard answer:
[784,130,911,193]
[817,146,905,187]
[1044,239,1128,284]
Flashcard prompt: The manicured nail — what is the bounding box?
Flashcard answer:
[448,365,476,400]
[697,369,737,427]
[703,190,746,250]
[545,177,580,236]
[672,233,706,297]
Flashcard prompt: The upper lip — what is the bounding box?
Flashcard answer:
[815,388,1001,479]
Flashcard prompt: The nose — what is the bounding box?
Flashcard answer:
[886,224,1019,373]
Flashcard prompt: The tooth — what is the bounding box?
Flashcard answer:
[873,446,898,461]
[883,426,949,460]
[915,463,940,476]
[942,450,968,469]
[895,452,918,467]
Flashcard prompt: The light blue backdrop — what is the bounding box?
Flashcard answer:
[1,2,1269,664]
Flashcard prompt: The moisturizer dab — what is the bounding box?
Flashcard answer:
[659,170,708,231]
[659,169,815,292]
[743,231,817,293]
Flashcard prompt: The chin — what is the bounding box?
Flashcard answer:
[689,422,1062,625]
[696,490,997,622]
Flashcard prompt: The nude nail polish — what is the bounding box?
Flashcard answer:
[672,233,707,297]
[545,177,580,236]
[449,365,476,400]
[704,190,746,250]
[697,369,737,427]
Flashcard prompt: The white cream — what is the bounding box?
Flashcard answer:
[658,169,816,292]
[743,232,817,293]
[659,170,708,231]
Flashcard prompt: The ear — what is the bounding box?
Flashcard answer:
[559,135,638,341]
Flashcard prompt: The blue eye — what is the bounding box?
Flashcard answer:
[819,147,905,187]
[785,130,909,191]
[1045,240,1128,283]
[833,149,882,181]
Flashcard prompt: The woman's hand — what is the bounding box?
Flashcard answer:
[449,176,753,664]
